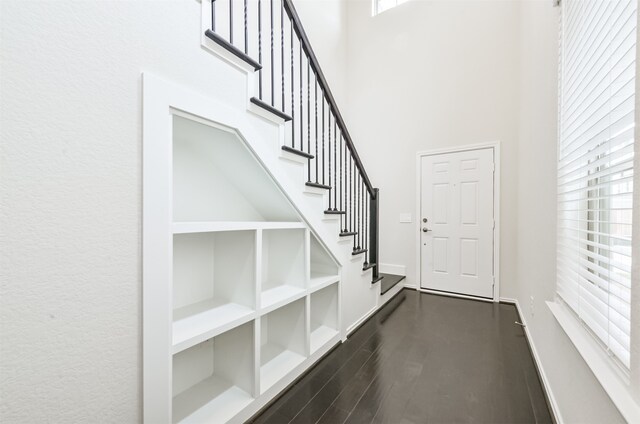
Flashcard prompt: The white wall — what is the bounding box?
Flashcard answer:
[516,2,625,422]
[0,0,350,421]
[345,0,521,298]
[294,0,349,108]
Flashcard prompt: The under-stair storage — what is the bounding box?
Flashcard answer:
[172,322,255,423]
[172,231,256,353]
[260,299,307,393]
[144,104,345,423]
[261,229,307,310]
[310,284,339,354]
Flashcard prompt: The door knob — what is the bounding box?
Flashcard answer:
[422,227,431,232]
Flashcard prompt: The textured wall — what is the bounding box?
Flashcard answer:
[0,0,349,421]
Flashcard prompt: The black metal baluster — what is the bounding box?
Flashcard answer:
[333,120,337,210]
[243,0,248,53]
[344,139,348,232]
[328,112,332,210]
[290,20,294,148]
[299,43,303,153]
[258,0,263,99]
[307,61,311,181]
[229,0,234,44]
[356,172,360,250]
[211,0,216,31]
[314,75,318,183]
[336,131,344,231]
[270,0,274,106]
[322,95,325,185]
[352,160,356,250]
[280,0,285,112]
[364,188,369,266]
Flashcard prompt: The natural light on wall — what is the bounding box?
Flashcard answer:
[557,0,636,372]
[373,0,410,15]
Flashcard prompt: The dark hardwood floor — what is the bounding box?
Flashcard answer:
[250,289,552,424]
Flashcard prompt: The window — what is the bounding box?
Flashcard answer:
[373,0,410,16]
[557,0,636,371]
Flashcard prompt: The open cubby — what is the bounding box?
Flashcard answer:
[310,283,339,354]
[260,229,306,309]
[260,299,307,393]
[172,114,299,223]
[309,233,339,289]
[173,231,255,352]
[172,321,254,423]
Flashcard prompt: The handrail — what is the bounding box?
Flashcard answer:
[282,0,375,198]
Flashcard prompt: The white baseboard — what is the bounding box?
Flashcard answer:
[346,305,377,337]
[379,263,406,275]
[404,283,417,289]
[504,298,562,424]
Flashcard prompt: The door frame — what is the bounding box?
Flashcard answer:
[415,141,501,302]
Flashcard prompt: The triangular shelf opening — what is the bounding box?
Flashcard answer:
[310,233,339,289]
[172,114,299,223]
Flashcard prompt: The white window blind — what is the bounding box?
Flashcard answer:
[558,0,636,369]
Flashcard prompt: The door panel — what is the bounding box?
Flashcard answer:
[420,148,494,298]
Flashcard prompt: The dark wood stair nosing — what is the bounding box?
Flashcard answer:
[339,231,357,237]
[282,145,314,159]
[305,181,331,190]
[324,210,346,215]
[204,30,262,71]
[362,262,376,271]
[250,97,293,121]
[352,248,367,256]
[371,275,384,284]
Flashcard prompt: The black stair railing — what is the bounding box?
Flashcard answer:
[205,0,381,282]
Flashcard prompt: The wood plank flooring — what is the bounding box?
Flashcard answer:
[251,289,552,424]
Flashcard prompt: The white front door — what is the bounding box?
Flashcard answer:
[420,148,495,298]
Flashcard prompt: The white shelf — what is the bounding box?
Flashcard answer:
[173,221,304,234]
[310,326,340,354]
[173,300,254,353]
[260,285,306,312]
[260,343,305,394]
[172,323,254,423]
[309,274,340,292]
[172,375,253,424]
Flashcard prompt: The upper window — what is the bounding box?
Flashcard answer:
[373,0,410,16]
[557,0,636,370]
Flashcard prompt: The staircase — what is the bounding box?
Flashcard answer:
[203,0,382,284]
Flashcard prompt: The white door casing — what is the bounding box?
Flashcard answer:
[419,147,495,299]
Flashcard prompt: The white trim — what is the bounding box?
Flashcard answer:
[379,263,406,275]
[548,300,640,423]
[404,283,418,289]
[346,305,377,336]
[500,298,563,424]
[415,141,501,302]
[418,288,493,303]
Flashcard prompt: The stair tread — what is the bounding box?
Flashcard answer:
[362,262,376,271]
[339,231,357,237]
[352,248,367,256]
[282,146,314,159]
[204,30,262,70]
[324,210,346,215]
[379,273,406,294]
[306,182,331,190]
[250,97,292,121]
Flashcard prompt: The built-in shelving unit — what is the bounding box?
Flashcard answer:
[144,113,343,423]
